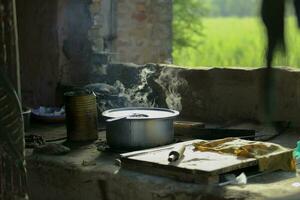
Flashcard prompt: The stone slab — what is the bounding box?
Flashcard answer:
[25,127,300,200]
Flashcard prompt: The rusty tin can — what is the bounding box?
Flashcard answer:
[64,91,98,141]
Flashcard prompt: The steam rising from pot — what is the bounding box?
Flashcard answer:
[87,65,187,113]
[155,67,188,111]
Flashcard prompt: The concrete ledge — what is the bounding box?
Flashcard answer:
[99,64,300,126]
[26,131,300,200]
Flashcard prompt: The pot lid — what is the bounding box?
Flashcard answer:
[102,107,179,119]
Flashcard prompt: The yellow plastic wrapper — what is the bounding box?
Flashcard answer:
[193,138,296,172]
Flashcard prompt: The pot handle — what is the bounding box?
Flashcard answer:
[106,113,149,122]
[106,116,127,122]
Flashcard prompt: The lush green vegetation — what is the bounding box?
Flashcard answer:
[172,0,206,52]
[201,0,294,17]
[173,17,300,68]
[172,0,300,68]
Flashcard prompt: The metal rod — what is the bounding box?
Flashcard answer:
[12,0,21,102]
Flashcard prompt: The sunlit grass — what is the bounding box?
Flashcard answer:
[173,17,300,68]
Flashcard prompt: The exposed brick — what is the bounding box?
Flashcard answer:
[131,12,147,22]
[115,0,172,64]
[89,0,172,66]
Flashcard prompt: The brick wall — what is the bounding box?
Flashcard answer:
[88,0,173,76]
[17,0,173,106]
[115,0,172,64]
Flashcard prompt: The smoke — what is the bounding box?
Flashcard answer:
[113,67,156,107]
[155,67,188,111]
[90,66,187,113]
[114,66,188,111]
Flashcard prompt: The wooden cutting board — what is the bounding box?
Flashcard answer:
[120,140,293,184]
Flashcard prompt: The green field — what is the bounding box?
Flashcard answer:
[173,17,300,68]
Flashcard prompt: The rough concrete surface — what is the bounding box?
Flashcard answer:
[115,0,172,64]
[25,130,300,200]
[101,64,300,126]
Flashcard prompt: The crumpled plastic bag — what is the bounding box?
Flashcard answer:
[193,138,296,172]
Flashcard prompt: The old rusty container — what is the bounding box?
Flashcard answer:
[64,91,98,141]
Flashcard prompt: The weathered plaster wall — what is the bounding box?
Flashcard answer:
[115,0,172,64]
[17,0,106,106]
[17,0,60,106]
[18,0,100,106]
[16,1,300,125]
[17,0,172,107]
[102,63,300,125]
[57,0,93,85]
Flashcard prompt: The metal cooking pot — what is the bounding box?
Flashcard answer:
[102,107,179,150]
